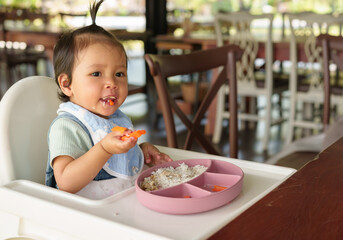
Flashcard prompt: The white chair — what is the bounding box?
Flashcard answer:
[286,12,343,144]
[0,76,60,185]
[213,12,288,151]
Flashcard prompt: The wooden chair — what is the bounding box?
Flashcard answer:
[317,34,343,149]
[145,45,243,158]
[317,34,343,127]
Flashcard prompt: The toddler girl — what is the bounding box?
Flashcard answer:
[45,0,171,199]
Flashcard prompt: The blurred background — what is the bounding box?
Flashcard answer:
[1,0,342,165]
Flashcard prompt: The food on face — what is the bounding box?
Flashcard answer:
[111,126,146,141]
[101,96,116,106]
[140,162,208,191]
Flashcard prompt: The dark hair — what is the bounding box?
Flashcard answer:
[53,0,127,102]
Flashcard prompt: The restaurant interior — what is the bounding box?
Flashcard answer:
[1,0,343,239]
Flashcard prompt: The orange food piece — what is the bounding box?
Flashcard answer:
[121,130,146,141]
[183,195,192,198]
[112,126,146,141]
[131,130,146,139]
[212,185,227,192]
[111,126,127,134]
[109,99,114,105]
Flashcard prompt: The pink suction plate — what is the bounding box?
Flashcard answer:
[135,159,244,215]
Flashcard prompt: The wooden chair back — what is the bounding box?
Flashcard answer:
[145,45,243,158]
[317,34,343,129]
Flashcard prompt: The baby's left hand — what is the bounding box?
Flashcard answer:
[140,142,172,166]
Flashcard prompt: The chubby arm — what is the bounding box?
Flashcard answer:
[53,131,137,193]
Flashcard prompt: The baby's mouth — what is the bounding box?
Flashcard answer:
[101,96,117,106]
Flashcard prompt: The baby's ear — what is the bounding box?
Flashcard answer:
[58,74,72,97]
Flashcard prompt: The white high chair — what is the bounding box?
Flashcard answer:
[0,76,60,185]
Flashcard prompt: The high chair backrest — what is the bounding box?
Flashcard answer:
[0,76,60,185]
[145,45,243,158]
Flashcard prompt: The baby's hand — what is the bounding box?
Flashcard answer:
[140,142,172,166]
[100,131,137,155]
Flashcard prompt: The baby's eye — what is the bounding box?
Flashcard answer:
[92,72,101,77]
[116,72,125,77]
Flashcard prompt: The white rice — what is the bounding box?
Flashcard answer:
[140,162,208,191]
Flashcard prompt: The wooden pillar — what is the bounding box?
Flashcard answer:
[145,0,167,54]
[145,0,167,121]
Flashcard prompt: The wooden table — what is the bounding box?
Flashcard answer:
[5,27,150,61]
[5,25,63,61]
[209,137,343,239]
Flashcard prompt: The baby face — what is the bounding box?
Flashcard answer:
[68,43,128,118]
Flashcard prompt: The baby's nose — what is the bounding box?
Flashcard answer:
[105,78,117,88]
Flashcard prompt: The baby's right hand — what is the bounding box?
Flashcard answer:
[100,131,137,155]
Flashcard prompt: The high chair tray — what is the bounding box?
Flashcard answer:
[136,159,244,214]
[0,146,296,240]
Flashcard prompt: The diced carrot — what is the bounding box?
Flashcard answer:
[109,100,114,105]
[183,195,192,198]
[112,126,146,141]
[212,185,227,192]
[130,130,146,139]
[111,126,127,134]
[121,129,146,141]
